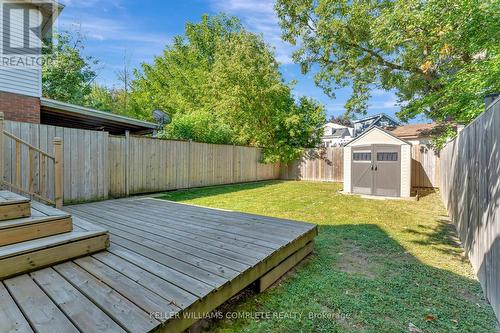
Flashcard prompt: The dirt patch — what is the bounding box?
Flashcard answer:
[335,243,380,279]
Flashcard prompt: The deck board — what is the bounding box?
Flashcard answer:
[0,282,34,333]
[1,196,317,333]
[30,268,126,333]
[5,274,79,333]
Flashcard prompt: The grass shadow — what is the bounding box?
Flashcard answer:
[208,224,496,333]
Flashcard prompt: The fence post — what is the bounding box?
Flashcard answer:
[53,137,63,208]
[0,112,3,188]
[125,130,130,196]
[188,140,192,189]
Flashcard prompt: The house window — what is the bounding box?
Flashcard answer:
[353,152,371,161]
[377,152,398,161]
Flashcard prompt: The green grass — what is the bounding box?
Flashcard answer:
[158,181,498,333]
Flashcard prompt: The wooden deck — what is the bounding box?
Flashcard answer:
[0,197,317,333]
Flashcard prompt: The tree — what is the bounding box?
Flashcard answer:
[133,14,326,162]
[275,0,500,133]
[42,32,99,104]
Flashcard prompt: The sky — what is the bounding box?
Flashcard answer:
[57,0,427,123]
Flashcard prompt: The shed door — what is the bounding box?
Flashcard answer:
[351,146,373,195]
[373,145,401,197]
[351,145,401,197]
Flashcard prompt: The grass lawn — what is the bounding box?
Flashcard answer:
[158,181,498,333]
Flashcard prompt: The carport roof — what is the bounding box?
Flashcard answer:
[40,98,159,135]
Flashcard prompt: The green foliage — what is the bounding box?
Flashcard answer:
[42,32,98,104]
[275,0,500,131]
[159,112,234,145]
[132,14,326,162]
[84,84,150,120]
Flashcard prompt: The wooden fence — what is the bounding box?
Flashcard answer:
[282,146,440,188]
[280,148,344,182]
[1,121,280,203]
[411,144,440,188]
[440,98,500,321]
[3,121,109,204]
[107,135,280,197]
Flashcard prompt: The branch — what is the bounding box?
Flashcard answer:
[344,26,423,75]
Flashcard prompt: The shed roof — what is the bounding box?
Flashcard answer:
[40,98,159,135]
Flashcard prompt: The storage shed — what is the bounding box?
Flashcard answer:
[343,126,411,198]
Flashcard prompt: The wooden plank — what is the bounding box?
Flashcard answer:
[31,268,126,333]
[259,241,314,292]
[4,274,79,333]
[0,233,108,279]
[71,207,255,270]
[0,202,30,220]
[93,251,199,309]
[69,204,269,262]
[69,201,286,249]
[0,217,72,246]
[74,256,181,319]
[54,261,159,333]
[0,282,33,333]
[109,234,230,287]
[86,200,295,245]
[67,204,275,256]
[108,243,213,298]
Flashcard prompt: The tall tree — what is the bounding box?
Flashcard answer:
[42,32,99,104]
[133,14,326,162]
[275,0,500,131]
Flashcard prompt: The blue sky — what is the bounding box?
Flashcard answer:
[57,0,427,123]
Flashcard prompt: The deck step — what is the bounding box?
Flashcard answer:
[0,213,73,246]
[0,223,109,280]
[0,191,30,221]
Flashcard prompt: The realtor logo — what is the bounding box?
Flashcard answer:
[1,0,59,67]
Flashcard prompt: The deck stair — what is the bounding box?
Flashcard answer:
[0,190,109,280]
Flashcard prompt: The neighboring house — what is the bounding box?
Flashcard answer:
[353,113,400,137]
[388,123,437,145]
[321,122,354,147]
[0,1,158,134]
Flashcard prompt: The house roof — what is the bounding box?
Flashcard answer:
[352,113,400,125]
[331,128,351,138]
[388,123,436,139]
[40,98,159,135]
[345,125,411,147]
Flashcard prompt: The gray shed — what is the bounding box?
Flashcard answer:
[343,126,412,197]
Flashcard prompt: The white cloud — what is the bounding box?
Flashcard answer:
[208,0,295,65]
[59,0,124,10]
[58,17,170,46]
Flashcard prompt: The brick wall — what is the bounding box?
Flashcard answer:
[0,91,41,123]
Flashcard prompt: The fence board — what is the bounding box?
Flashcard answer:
[3,121,109,204]
[411,145,440,188]
[281,148,344,182]
[440,98,500,322]
[107,136,279,197]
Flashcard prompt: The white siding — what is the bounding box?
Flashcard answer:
[0,3,42,97]
[343,146,352,192]
[400,144,411,197]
